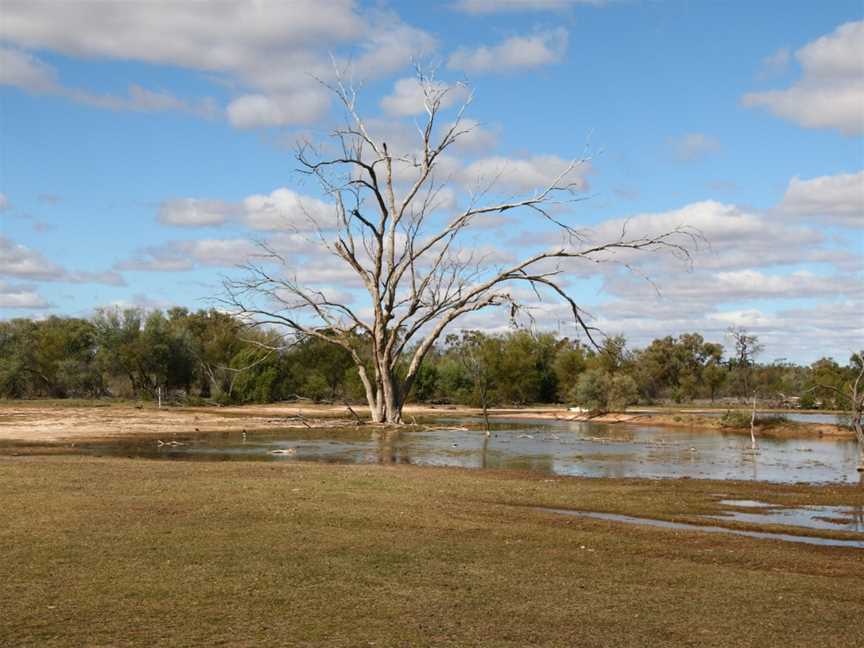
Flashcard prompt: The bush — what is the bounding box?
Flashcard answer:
[608,374,639,412]
[719,410,750,428]
[719,410,788,428]
[570,369,610,412]
[570,370,638,413]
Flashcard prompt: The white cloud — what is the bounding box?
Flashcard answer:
[157,188,335,231]
[158,199,238,227]
[777,170,863,228]
[350,20,438,80]
[117,239,262,272]
[578,201,824,272]
[0,46,217,117]
[668,133,720,162]
[589,300,864,364]
[0,281,51,309]
[0,1,362,71]
[605,269,862,304]
[742,21,864,136]
[444,119,499,153]
[226,91,330,129]
[0,235,66,280]
[452,0,606,13]
[380,77,470,117]
[0,1,438,128]
[243,189,334,231]
[461,154,591,193]
[0,46,57,92]
[0,235,125,285]
[69,84,218,118]
[447,28,568,74]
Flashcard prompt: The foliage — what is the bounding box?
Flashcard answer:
[1,310,858,412]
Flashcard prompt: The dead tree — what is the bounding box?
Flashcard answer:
[222,69,699,424]
[728,326,764,451]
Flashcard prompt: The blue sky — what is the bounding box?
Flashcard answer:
[0,0,861,364]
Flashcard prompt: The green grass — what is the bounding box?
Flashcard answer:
[1,455,863,647]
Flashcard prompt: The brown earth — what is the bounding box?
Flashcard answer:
[2,455,863,647]
[0,400,852,443]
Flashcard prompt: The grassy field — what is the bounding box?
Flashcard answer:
[2,454,863,647]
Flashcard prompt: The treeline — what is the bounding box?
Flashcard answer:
[0,308,860,411]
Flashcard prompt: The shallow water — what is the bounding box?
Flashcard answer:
[682,410,847,425]
[63,416,863,484]
[710,499,864,532]
[538,508,864,549]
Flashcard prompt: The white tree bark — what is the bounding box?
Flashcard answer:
[222,68,700,424]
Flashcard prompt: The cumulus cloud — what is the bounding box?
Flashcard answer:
[605,269,862,304]
[668,133,720,162]
[158,188,335,231]
[777,170,863,228]
[116,239,263,272]
[451,0,606,13]
[0,235,67,280]
[575,201,825,272]
[443,119,499,153]
[461,155,591,193]
[380,77,470,117]
[0,1,362,71]
[226,91,330,129]
[447,28,568,74]
[0,1,438,128]
[585,299,864,363]
[742,21,864,136]
[0,281,51,309]
[0,235,125,285]
[158,199,238,227]
[243,189,335,231]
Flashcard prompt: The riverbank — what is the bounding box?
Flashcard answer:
[0,400,852,443]
[2,454,862,647]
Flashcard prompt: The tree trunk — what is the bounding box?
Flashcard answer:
[381,370,401,424]
[854,414,863,472]
[749,393,758,451]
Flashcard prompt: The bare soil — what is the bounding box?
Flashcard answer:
[0,400,852,444]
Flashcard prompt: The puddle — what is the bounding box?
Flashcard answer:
[539,508,864,549]
[28,416,864,484]
[710,499,864,532]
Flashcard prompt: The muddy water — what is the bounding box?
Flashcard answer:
[688,411,848,425]
[60,416,862,484]
[710,499,864,532]
[538,508,864,549]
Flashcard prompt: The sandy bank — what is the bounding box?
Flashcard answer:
[0,401,852,443]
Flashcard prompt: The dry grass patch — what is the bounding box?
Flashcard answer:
[1,455,862,647]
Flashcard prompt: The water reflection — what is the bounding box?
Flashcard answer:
[63,416,862,484]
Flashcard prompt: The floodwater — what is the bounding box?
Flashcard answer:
[538,508,864,549]
[63,416,862,484]
[671,410,848,425]
[709,499,864,532]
